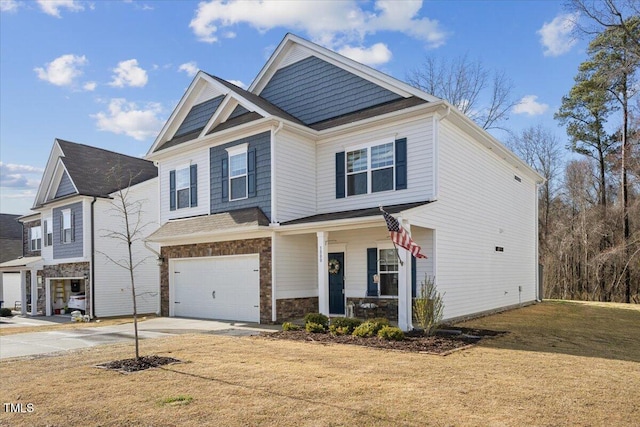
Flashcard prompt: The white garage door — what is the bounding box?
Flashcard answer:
[172,254,260,322]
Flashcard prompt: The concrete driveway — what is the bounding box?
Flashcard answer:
[0,316,278,360]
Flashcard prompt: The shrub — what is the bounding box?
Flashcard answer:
[378,326,405,341]
[413,275,445,336]
[329,325,351,335]
[282,322,300,331]
[352,319,388,338]
[370,317,390,327]
[303,312,329,328]
[0,307,12,317]
[305,322,326,333]
[330,317,362,334]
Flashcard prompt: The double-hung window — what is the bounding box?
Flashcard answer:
[62,209,73,243]
[44,217,53,246]
[346,141,394,196]
[226,144,249,201]
[169,164,197,211]
[30,226,42,251]
[175,167,191,209]
[378,248,399,296]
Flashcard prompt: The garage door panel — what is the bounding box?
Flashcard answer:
[172,255,260,322]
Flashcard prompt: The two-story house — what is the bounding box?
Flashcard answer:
[0,139,160,318]
[146,33,544,330]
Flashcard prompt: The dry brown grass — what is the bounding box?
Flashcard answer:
[1,301,639,426]
[0,315,155,336]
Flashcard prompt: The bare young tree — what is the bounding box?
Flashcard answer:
[99,166,155,360]
[406,54,517,131]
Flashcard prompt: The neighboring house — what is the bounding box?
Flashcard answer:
[144,33,544,330]
[0,139,160,318]
[0,214,22,309]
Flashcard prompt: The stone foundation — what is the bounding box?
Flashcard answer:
[347,297,398,321]
[160,237,272,323]
[276,297,318,321]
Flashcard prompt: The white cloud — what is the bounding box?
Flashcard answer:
[34,54,88,87]
[178,61,198,77]
[337,43,392,66]
[0,162,43,189]
[226,79,246,89]
[83,81,97,91]
[513,95,549,116]
[91,98,164,141]
[36,0,84,17]
[109,59,148,88]
[0,0,20,13]
[189,0,446,49]
[538,12,579,57]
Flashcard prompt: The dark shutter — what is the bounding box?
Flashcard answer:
[247,148,256,198]
[190,164,198,207]
[411,255,417,298]
[221,158,228,200]
[335,151,345,199]
[395,138,407,190]
[70,211,75,242]
[169,170,176,211]
[366,248,378,297]
[43,220,47,247]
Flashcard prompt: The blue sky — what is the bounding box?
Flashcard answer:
[1,0,589,214]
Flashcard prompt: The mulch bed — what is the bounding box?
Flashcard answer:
[263,327,505,355]
[96,355,182,373]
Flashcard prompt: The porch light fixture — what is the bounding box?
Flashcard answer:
[156,257,165,266]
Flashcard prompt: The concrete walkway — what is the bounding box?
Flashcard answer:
[0,316,279,360]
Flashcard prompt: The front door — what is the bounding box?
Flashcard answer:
[328,252,345,315]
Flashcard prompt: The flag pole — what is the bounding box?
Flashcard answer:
[380,206,404,266]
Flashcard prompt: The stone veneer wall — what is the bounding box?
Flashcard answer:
[276,297,318,321]
[24,270,45,314]
[346,297,398,321]
[43,262,91,315]
[160,237,272,323]
[22,219,41,257]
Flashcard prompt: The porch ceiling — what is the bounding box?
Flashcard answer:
[0,256,44,271]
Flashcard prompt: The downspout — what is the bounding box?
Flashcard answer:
[90,196,97,318]
[271,120,284,323]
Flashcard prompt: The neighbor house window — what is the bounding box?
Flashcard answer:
[227,144,248,201]
[346,141,394,196]
[62,209,73,243]
[378,248,398,296]
[175,167,191,209]
[44,217,52,246]
[30,226,42,251]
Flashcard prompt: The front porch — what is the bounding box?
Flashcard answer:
[0,256,44,317]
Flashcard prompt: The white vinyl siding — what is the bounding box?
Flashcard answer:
[316,115,434,213]
[160,149,209,224]
[94,178,160,317]
[273,129,317,222]
[274,234,318,299]
[407,120,537,320]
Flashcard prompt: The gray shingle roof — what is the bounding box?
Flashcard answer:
[53,139,157,201]
[0,214,22,239]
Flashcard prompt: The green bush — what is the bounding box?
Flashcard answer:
[305,322,326,333]
[0,307,12,317]
[370,317,390,327]
[330,317,362,334]
[282,322,300,331]
[377,326,405,341]
[303,312,329,328]
[329,325,350,335]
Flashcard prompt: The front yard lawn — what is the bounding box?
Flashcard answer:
[1,301,638,426]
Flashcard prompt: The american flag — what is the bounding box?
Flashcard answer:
[381,208,428,259]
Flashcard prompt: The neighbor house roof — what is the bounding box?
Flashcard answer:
[38,140,158,206]
[0,213,23,263]
[146,207,270,242]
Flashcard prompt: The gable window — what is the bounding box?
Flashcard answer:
[30,226,42,251]
[44,217,52,246]
[337,138,406,199]
[378,248,399,296]
[169,164,198,211]
[61,209,74,244]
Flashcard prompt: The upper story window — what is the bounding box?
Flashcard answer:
[30,226,42,251]
[378,248,399,296]
[336,138,406,199]
[169,165,198,211]
[229,151,248,200]
[223,143,256,202]
[44,217,53,246]
[61,209,74,243]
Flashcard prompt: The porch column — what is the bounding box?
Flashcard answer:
[45,278,52,316]
[30,269,38,316]
[317,231,329,316]
[0,273,3,308]
[398,220,413,332]
[20,270,27,316]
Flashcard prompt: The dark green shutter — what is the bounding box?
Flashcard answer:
[169,170,176,211]
[411,255,417,298]
[70,211,75,242]
[336,151,345,199]
[190,164,198,207]
[221,158,228,200]
[366,248,378,297]
[247,148,256,198]
[395,138,407,190]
